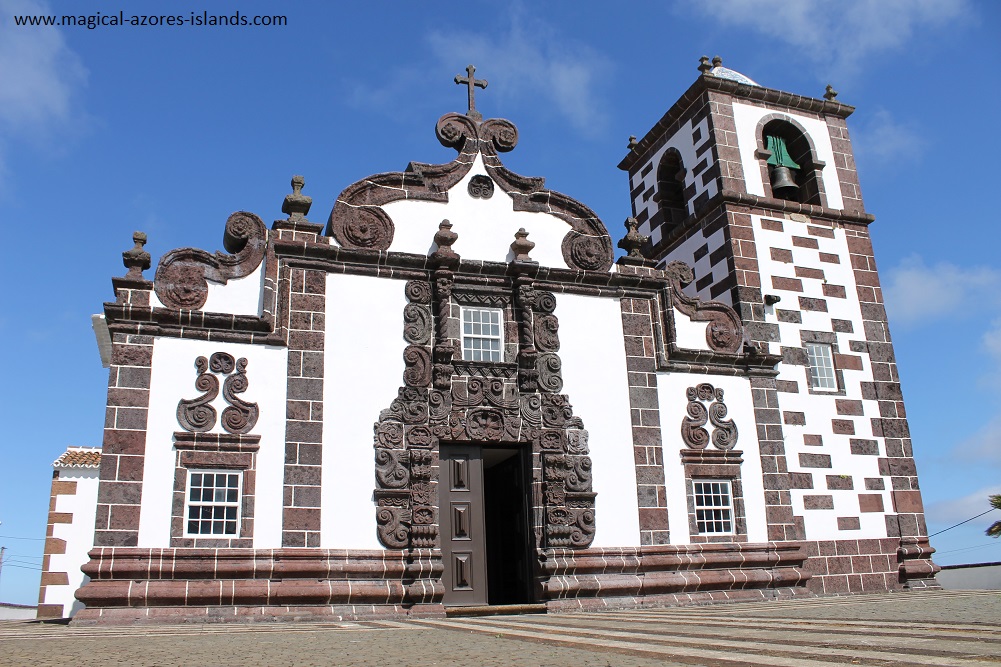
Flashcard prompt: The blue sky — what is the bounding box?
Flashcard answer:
[0,1,998,605]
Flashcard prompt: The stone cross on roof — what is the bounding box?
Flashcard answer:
[454,64,488,121]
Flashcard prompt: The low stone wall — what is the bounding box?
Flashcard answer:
[937,562,1001,590]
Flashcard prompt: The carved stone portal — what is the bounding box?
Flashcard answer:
[372,281,595,551]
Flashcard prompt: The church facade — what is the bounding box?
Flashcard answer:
[50,59,939,623]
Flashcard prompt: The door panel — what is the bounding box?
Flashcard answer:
[440,446,487,605]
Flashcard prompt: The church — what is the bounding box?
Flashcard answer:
[38,58,939,622]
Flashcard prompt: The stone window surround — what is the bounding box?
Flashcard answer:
[452,291,517,365]
[170,433,259,548]
[800,330,847,397]
[680,449,748,543]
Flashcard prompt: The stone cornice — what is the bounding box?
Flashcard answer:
[619,74,855,172]
[649,189,874,262]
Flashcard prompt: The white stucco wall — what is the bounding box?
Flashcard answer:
[752,214,888,541]
[321,273,408,549]
[731,102,844,210]
[672,309,713,351]
[656,373,768,544]
[138,338,288,547]
[43,468,99,618]
[557,294,641,547]
[379,154,573,268]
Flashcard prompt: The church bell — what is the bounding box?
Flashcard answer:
[769,165,799,199]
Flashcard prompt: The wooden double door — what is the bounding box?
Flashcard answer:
[439,444,533,607]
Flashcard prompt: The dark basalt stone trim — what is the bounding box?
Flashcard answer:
[154,212,268,311]
[619,75,854,171]
[539,541,809,600]
[326,112,613,271]
[172,432,261,452]
[450,361,518,379]
[661,360,777,377]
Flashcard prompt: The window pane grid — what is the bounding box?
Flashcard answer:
[462,307,503,362]
[694,480,733,534]
[806,343,838,390]
[186,470,240,537]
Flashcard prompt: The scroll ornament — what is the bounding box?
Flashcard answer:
[176,352,259,435]
[681,383,738,450]
[155,212,267,311]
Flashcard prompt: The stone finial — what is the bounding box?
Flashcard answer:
[824,84,838,101]
[122,231,151,280]
[712,55,723,67]
[281,175,312,221]
[627,135,638,150]
[432,219,459,260]
[616,218,652,266]
[510,228,535,263]
[698,56,712,74]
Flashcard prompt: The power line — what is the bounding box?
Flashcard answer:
[1,564,42,571]
[928,507,998,538]
[935,542,1001,556]
[0,535,45,541]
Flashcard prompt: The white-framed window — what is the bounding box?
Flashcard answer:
[805,342,838,391]
[693,480,734,534]
[461,307,503,362]
[185,470,241,537]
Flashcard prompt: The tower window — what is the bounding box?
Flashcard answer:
[656,149,687,227]
[805,343,838,391]
[461,307,503,362]
[760,120,825,206]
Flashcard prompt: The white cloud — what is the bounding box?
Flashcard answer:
[984,319,1001,363]
[926,484,1001,527]
[955,415,1001,466]
[0,0,88,186]
[852,109,926,164]
[686,0,970,80]
[346,9,612,136]
[425,17,612,135]
[883,255,1001,327]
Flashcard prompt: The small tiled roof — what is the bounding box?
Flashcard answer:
[53,447,102,468]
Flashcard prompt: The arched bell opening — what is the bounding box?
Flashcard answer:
[655,149,688,231]
[760,119,826,207]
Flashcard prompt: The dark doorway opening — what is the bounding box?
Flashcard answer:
[483,447,533,605]
[439,444,533,607]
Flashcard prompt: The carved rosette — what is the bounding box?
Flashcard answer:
[371,281,595,551]
[666,260,744,354]
[176,352,259,435]
[154,212,267,310]
[681,383,738,450]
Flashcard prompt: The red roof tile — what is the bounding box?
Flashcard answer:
[53,448,102,468]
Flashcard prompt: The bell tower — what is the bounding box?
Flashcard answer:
[619,57,939,589]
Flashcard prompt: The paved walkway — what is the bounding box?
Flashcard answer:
[1,590,999,666]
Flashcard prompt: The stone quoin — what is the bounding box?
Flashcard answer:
[39,58,938,623]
